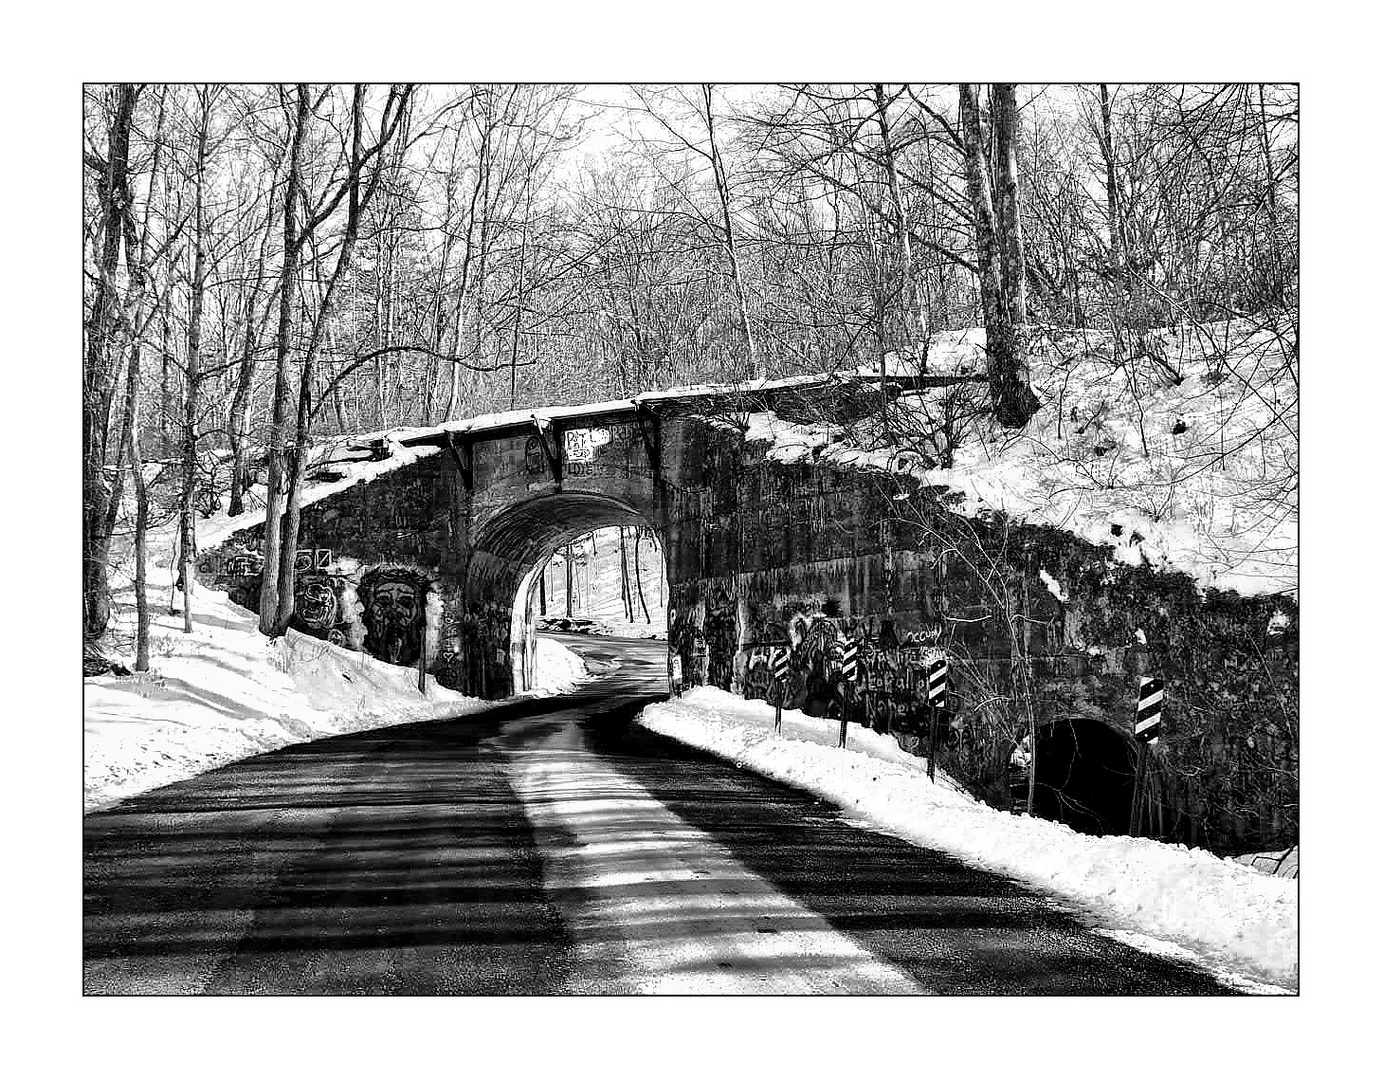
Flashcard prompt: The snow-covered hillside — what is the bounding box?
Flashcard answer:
[747,318,1297,598]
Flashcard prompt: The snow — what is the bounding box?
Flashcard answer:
[742,411,837,464]
[745,320,1298,598]
[1038,568,1069,602]
[636,687,1298,991]
[85,586,588,813]
[399,370,864,446]
[916,323,1297,597]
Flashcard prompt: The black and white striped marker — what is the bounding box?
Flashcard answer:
[1136,676,1163,743]
[772,647,790,682]
[927,657,948,710]
[841,639,859,683]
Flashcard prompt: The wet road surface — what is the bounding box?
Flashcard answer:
[84,634,1233,995]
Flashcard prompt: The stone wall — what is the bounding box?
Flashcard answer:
[197,419,1297,855]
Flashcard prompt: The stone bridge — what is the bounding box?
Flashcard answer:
[201,372,953,701]
[197,371,1297,852]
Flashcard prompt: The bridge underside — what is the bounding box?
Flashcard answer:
[465,493,662,695]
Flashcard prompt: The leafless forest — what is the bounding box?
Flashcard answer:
[83,83,1297,652]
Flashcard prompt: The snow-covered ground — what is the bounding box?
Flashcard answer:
[636,687,1297,992]
[747,319,1297,598]
[85,586,588,813]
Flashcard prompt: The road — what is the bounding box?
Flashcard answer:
[84,633,1232,995]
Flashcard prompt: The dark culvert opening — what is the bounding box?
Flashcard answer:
[1030,717,1137,837]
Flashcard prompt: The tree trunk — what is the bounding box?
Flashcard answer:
[991,84,1028,327]
[1097,84,1139,350]
[443,121,487,422]
[565,542,574,618]
[228,175,277,517]
[180,89,213,634]
[873,84,927,344]
[509,182,533,409]
[618,527,632,622]
[159,289,175,455]
[958,84,1038,428]
[120,90,164,668]
[703,85,760,381]
[83,84,137,640]
[259,85,310,636]
[633,528,651,623]
[273,85,412,636]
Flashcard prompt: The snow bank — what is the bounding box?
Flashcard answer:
[532,635,589,693]
[637,687,1297,990]
[85,587,587,813]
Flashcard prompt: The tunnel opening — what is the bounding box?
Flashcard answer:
[468,493,669,694]
[1028,717,1138,837]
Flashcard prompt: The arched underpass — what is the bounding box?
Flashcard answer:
[1030,717,1138,837]
[467,493,668,692]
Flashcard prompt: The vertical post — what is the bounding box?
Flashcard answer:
[1129,741,1148,837]
[925,656,948,783]
[927,704,938,783]
[771,646,788,735]
[417,603,428,696]
[839,637,859,749]
[1131,675,1163,837]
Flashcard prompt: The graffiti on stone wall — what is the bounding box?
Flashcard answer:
[563,426,613,478]
[290,572,353,647]
[704,586,738,690]
[449,599,513,695]
[788,610,848,715]
[668,601,705,687]
[293,548,334,573]
[524,435,545,476]
[724,601,946,732]
[358,567,430,666]
[741,646,776,702]
[195,543,266,612]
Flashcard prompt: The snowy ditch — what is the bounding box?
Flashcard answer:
[636,686,1297,992]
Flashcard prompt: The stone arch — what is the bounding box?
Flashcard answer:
[460,492,667,694]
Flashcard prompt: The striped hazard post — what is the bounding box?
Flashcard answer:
[1135,677,1164,743]
[771,646,790,733]
[1129,676,1165,837]
[838,638,860,748]
[841,638,860,683]
[926,657,949,709]
[926,656,949,783]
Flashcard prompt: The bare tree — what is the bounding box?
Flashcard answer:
[177,85,218,632]
[958,83,1039,428]
[262,84,414,637]
[83,84,139,639]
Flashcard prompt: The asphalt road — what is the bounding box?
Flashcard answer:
[84,633,1233,995]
